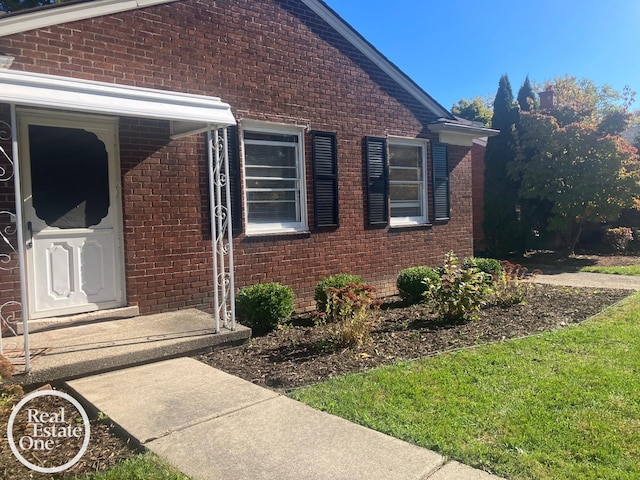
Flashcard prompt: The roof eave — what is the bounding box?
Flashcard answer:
[428,121,499,147]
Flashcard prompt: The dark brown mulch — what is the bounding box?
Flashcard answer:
[198,284,633,391]
[516,251,640,270]
[0,389,137,480]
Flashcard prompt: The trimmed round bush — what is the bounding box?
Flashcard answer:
[314,273,365,312]
[235,282,295,334]
[464,257,503,279]
[396,266,440,304]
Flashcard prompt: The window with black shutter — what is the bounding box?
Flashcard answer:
[365,136,388,227]
[432,142,450,221]
[312,131,339,228]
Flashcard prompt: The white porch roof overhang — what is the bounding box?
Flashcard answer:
[0,70,236,137]
[0,70,237,371]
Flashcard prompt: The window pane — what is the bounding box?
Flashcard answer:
[29,125,110,229]
[247,190,297,202]
[390,145,422,169]
[244,131,298,143]
[245,166,297,179]
[245,144,297,168]
[246,179,297,190]
[390,184,421,202]
[391,205,422,217]
[389,167,421,182]
[248,202,298,223]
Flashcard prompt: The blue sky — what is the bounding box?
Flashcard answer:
[323,0,640,112]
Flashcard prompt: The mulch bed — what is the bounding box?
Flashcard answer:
[0,277,634,478]
[198,284,633,391]
[0,389,137,479]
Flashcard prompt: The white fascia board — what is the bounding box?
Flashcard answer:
[0,0,179,36]
[429,121,499,146]
[0,70,236,130]
[300,0,452,120]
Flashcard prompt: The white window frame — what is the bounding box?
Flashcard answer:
[388,137,429,227]
[241,121,308,235]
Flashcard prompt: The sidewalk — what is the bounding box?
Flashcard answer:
[534,271,640,290]
[67,358,505,480]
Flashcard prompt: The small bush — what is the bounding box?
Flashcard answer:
[492,261,538,307]
[236,282,295,334]
[465,257,503,281]
[603,227,633,252]
[314,273,364,312]
[321,282,380,347]
[424,251,493,322]
[396,266,440,304]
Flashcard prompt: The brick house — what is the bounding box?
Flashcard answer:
[0,0,496,333]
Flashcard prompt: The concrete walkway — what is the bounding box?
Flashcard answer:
[67,358,505,480]
[534,271,640,290]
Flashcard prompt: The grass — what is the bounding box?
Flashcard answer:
[76,453,189,479]
[580,265,640,275]
[291,292,640,480]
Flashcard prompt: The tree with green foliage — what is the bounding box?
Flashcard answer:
[483,74,521,256]
[451,96,493,126]
[511,109,640,254]
[517,76,537,112]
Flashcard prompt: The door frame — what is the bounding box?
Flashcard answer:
[18,108,126,319]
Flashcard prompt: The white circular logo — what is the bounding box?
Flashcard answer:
[7,390,91,474]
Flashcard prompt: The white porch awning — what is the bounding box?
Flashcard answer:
[0,70,236,138]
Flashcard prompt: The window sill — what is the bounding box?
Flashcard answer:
[244,229,311,241]
[389,222,433,231]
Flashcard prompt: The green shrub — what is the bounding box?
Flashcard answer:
[603,227,633,252]
[321,282,380,347]
[465,257,503,280]
[396,266,440,304]
[314,273,364,312]
[424,251,493,322]
[235,282,295,334]
[492,261,538,307]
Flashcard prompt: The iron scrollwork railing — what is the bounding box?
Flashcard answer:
[208,128,236,332]
[0,120,22,349]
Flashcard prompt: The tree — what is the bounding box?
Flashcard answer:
[451,96,493,126]
[512,111,640,254]
[483,74,521,256]
[517,76,537,112]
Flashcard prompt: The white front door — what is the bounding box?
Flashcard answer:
[19,110,125,319]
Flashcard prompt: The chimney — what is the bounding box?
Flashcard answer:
[538,88,554,111]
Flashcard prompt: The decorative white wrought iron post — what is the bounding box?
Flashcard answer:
[207,127,236,333]
[0,106,30,372]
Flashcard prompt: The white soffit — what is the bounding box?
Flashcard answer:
[0,70,236,137]
[0,0,179,36]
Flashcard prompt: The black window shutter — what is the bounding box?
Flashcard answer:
[226,125,243,234]
[365,136,388,227]
[312,131,339,228]
[432,142,450,221]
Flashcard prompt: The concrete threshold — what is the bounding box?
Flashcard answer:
[4,309,250,386]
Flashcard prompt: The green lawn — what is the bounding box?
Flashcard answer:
[581,265,640,275]
[76,453,189,480]
[291,292,640,480]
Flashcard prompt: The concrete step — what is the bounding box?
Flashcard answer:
[4,308,250,386]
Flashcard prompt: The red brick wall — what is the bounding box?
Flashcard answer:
[0,0,473,314]
[471,140,486,253]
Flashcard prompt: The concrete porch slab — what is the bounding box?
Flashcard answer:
[5,309,250,386]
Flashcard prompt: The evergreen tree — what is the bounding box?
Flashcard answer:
[483,74,521,256]
[517,76,537,112]
[515,77,551,250]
